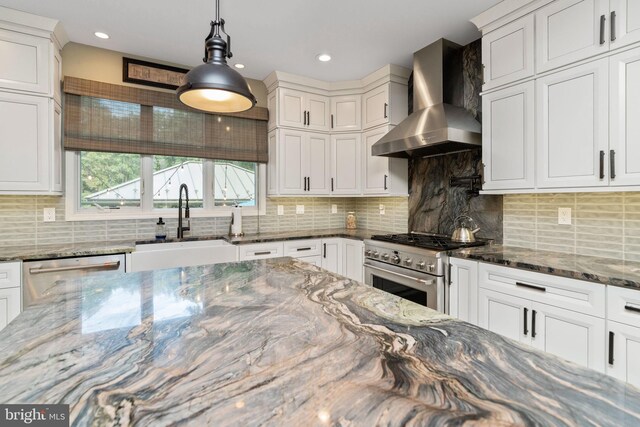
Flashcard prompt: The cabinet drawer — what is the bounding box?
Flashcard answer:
[283,239,322,257]
[238,242,284,261]
[0,262,20,290]
[478,263,605,317]
[607,286,640,327]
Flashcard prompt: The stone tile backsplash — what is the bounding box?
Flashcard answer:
[504,192,640,262]
[0,195,408,248]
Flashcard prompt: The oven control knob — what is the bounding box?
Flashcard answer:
[391,255,401,264]
[381,253,389,260]
[427,264,436,273]
[365,250,372,257]
[373,251,381,259]
[416,261,426,269]
[404,258,413,266]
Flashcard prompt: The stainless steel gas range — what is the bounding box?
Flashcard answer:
[364,232,487,313]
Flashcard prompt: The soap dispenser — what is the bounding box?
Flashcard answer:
[155,217,167,240]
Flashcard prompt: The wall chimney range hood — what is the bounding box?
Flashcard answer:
[372,39,481,158]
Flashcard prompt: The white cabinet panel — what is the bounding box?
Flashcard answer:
[0,262,21,290]
[610,0,640,48]
[0,29,50,94]
[306,93,330,132]
[363,127,389,194]
[482,14,534,89]
[279,129,305,194]
[284,239,322,257]
[0,91,50,192]
[267,130,278,195]
[536,0,610,73]
[321,238,343,275]
[479,287,530,343]
[278,89,305,128]
[536,59,609,188]
[342,239,363,282]
[607,285,640,327]
[607,320,640,388]
[306,133,330,195]
[331,95,361,131]
[267,91,277,131]
[449,258,479,324]
[362,85,389,129]
[482,82,535,190]
[0,287,20,331]
[238,242,284,261]
[51,100,62,193]
[609,46,640,186]
[331,133,361,195]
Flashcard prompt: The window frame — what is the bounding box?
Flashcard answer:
[65,151,266,221]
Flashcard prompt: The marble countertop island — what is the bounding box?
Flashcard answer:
[1,258,639,426]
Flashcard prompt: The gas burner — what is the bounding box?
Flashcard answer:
[370,232,487,251]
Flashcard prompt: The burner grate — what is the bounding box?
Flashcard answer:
[370,233,486,251]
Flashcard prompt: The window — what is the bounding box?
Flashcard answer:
[67,151,265,220]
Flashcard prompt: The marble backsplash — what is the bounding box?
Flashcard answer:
[0,195,408,248]
[408,150,503,241]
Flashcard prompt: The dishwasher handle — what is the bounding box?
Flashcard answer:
[29,261,121,275]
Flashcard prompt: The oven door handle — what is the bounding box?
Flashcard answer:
[364,263,434,286]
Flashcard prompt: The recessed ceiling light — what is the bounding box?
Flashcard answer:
[234,63,245,69]
[94,32,110,39]
[317,54,332,62]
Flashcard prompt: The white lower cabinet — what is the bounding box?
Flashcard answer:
[0,261,22,331]
[238,242,284,261]
[342,239,364,282]
[321,238,343,275]
[607,320,640,388]
[449,257,479,324]
[479,287,529,342]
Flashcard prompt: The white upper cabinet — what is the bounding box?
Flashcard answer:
[482,14,535,89]
[362,85,389,129]
[277,88,330,132]
[306,133,331,194]
[536,58,609,188]
[609,46,640,186]
[610,0,640,48]
[331,133,361,195]
[267,130,278,195]
[330,95,361,131]
[0,29,50,95]
[362,126,408,196]
[267,91,277,131]
[277,129,330,196]
[536,0,610,73]
[482,81,535,190]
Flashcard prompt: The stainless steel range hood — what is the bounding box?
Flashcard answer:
[372,39,481,158]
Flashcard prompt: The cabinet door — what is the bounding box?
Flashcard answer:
[278,129,305,194]
[306,93,330,132]
[362,127,390,194]
[278,88,305,128]
[50,100,62,193]
[607,320,640,388]
[0,29,50,94]
[267,130,278,195]
[0,287,21,331]
[536,0,610,73]
[305,133,330,195]
[362,85,389,129]
[331,133,361,195]
[449,258,479,324]
[610,0,640,48]
[482,82,535,190]
[267,91,277,131]
[342,239,363,282]
[331,95,361,131]
[609,46,640,186]
[531,301,606,372]
[479,288,530,344]
[52,47,62,104]
[321,239,343,275]
[0,91,50,192]
[482,15,535,90]
[536,59,609,188]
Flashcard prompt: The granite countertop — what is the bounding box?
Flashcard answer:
[0,228,388,262]
[450,244,640,289]
[0,257,638,426]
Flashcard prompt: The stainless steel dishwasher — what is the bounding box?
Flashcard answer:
[23,254,125,308]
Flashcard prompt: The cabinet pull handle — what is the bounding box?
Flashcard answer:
[303,110,307,126]
[523,307,529,336]
[384,174,388,190]
[600,14,606,45]
[331,114,334,129]
[323,243,327,258]
[254,251,272,256]
[531,310,537,338]
[610,150,616,179]
[516,281,546,292]
[624,304,640,313]
[609,331,615,365]
[296,247,312,252]
[29,261,120,274]
[306,111,310,126]
[331,177,334,192]
[611,11,617,42]
[307,177,311,190]
[599,150,605,179]
[303,177,306,191]
[384,102,388,119]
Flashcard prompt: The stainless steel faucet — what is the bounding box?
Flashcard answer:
[177,183,190,239]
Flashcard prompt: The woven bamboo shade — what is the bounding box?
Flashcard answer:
[63,77,268,163]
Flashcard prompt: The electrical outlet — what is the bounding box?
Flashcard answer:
[277,205,284,216]
[379,204,385,215]
[296,205,305,214]
[331,204,337,214]
[43,208,56,222]
[558,207,572,225]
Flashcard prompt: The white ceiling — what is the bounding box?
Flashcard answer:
[0,0,501,82]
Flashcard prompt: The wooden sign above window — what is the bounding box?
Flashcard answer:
[122,57,189,90]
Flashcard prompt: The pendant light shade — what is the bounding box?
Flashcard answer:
[177,0,256,113]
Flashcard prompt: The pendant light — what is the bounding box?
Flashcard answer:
[177,0,256,113]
